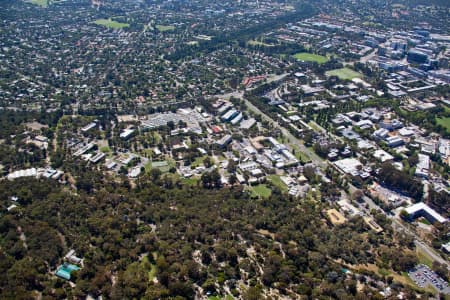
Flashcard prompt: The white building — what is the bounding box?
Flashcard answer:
[415,154,430,178]
[405,202,447,224]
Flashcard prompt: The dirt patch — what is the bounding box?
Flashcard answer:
[25,121,48,131]
[257,229,275,239]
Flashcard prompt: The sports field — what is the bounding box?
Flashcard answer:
[94,19,130,29]
[250,184,272,198]
[326,67,362,80]
[30,0,48,7]
[293,52,328,64]
[156,25,175,32]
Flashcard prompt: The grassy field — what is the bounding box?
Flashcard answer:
[416,248,434,268]
[268,174,288,192]
[290,144,311,163]
[181,177,200,186]
[308,121,322,132]
[29,0,48,7]
[141,254,158,282]
[100,146,111,153]
[436,117,450,132]
[250,184,272,198]
[326,68,362,80]
[293,52,328,64]
[191,156,208,168]
[94,19,130,29]
[156,25,175,32]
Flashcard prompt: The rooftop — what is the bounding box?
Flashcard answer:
[405,202,447,224]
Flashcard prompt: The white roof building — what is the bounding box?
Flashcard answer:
[334,158,362,174]
[128,166,142,178]
[7,168,37,180]
[399,127,415,137]
[373,149,394,162]
[405,202,447,224]
[120,128,135,139]
[240,118,256,130]
[415,154,430,178]
[7,204,18,211]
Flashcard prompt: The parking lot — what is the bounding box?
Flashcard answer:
[408,264,450,294]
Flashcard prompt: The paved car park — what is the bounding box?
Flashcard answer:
[408,264,450,294]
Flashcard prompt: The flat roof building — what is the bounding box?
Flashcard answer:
[55,263,80,281]
[334,158,362,175]
[415,154,430,178]
[216,135,232,148]
[90,152,106,164]
[405,202,447,224]
[120,128,135,140]
[373,149,394,162]
[81,122,97,133]
[240,118,256,130]
[221,109,239,122]
[7,168,37,180]
[386,136,404,148]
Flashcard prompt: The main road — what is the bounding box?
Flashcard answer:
[391,218,450,269]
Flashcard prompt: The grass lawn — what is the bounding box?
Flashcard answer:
[251,184,272,198]
[181,177,199,186]
[156,25,175,32]
[416,248,434,268]
[290,144,311,163]
[326,68,362,80]
[94,19,130,29]
[166,157,176,168]
[152,161,171,173]
[30,0,48,7]
[148,263,157,281]
[293,52,328,64]
[268,174,288,192]
[141,255,158,282]
[379,268,390,276]
[418,217,431,225]
[144,162,152,173]
[151,132,162,144]
[191,156,208,168]
[436,117,450,132]
[308,121,322,132]
[298,152,311,163]
[100,146,111,153]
